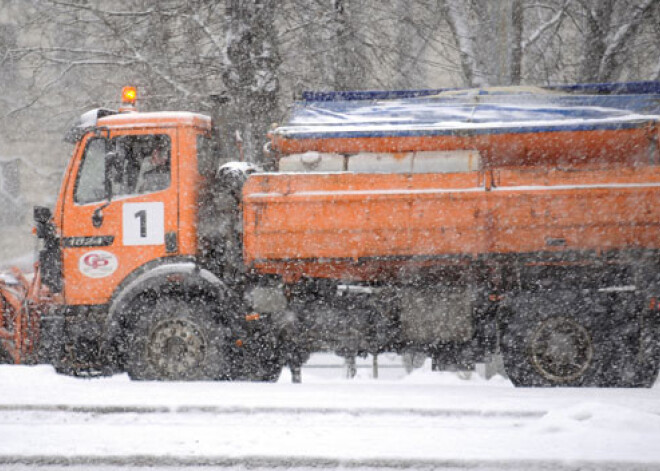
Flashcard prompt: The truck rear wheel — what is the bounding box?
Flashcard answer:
[125,293,233,381]
[501,292,652,387]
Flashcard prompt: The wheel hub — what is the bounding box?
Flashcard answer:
[531,316,593,383]
[147,318,207,379]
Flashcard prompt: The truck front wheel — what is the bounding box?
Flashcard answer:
[124,293,233,381]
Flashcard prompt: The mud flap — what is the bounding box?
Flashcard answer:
[232,313,286,381]
[37,313,65,366]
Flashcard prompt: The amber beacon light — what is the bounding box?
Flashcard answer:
[120,86,137,111]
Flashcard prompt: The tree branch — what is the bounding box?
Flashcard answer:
[597,0,656,80]
[522,0,568,52]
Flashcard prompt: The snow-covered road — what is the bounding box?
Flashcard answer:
[1,355,660,470]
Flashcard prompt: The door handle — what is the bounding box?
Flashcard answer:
[92,202,110,228]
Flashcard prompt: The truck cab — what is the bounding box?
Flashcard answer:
[49,109,213,306]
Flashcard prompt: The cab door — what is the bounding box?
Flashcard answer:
[60,129,179,305]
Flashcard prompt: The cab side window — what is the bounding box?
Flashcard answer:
[75,138,107,204]
[112,134,171,196]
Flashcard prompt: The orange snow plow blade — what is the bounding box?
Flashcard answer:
[0,264,52,364]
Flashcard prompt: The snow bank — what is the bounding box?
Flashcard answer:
[2,357,660,467]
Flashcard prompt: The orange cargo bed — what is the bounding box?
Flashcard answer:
[242,167,660,281]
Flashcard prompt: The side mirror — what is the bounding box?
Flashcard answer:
[34,206,52,239]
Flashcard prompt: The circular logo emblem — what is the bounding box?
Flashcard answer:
[79,250,118,278]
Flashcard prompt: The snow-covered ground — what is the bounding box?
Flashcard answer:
[1,354,660,470]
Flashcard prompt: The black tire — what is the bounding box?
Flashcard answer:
[124,292,233,381]
[501,291,654,387]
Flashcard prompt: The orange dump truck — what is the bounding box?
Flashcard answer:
[2,82,660,386]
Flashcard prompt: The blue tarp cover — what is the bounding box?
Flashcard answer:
[275,83,660,140]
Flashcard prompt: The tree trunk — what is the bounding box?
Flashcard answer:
[332,0,365,90]
[578,1,613,82]
[442,1,482,87]
[509,0,524,85]
[223,0,281,163]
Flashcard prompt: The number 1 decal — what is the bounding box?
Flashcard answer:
[122,202,164,246]
[134,210,147,238]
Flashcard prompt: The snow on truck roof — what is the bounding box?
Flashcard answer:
[274,81,660,140]
[98,111,212,130]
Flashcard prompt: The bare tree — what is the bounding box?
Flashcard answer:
[441,1,484,87]
[390,1,435,89]
[437,0,659,87]
[330,0,368,90]
[440,1,527,87]
[571,0,659,82]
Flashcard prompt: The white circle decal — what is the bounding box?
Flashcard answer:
[79,250,118,278]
